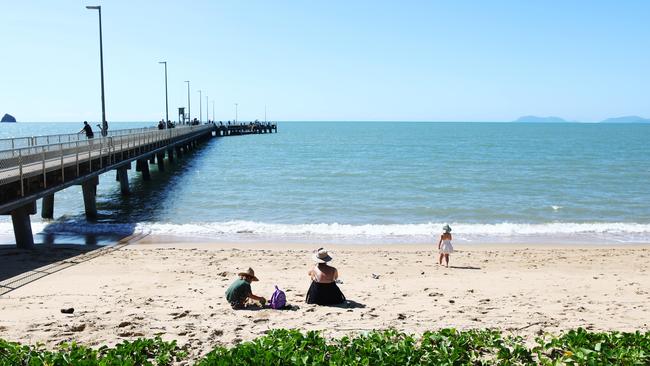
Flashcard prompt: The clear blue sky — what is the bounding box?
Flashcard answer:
[1,0,648,122]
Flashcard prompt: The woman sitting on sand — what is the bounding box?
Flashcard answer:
[438,224,454,267]
[306,248,346,305]
[225,268,266,309]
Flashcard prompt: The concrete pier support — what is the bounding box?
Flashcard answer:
[167,148,174,163]
[82,178,98,219]
[137,159,151,180]
[117,167,129,195]
[41,194,54,219]
[156,153,165,172]
[149,155,156,164]
[9,202,36,249]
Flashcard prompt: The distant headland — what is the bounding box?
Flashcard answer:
[600,115,650,123]
[1,113,17,123]
[513,116,567,123]
[514,115,650,123]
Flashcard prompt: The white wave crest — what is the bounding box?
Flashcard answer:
[139,221,650,240]
[2,221,650,244]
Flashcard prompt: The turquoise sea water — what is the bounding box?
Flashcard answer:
[1,121,649,244]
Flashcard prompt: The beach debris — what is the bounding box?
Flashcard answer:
[172,310,190,319]
[371,273,380,279]
[69,324,86,332]
[60,307,74,314]
[118,321,132,328]
[118,331,144,337]
[211,329,224,337]
[449,299,455,304]
[397,313,407,320]
[428,292,443,297]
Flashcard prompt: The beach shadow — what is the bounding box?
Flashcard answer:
[235,304,301,311]
[449,265,481,270]
[333,300,366,309]
[0,242,128,296]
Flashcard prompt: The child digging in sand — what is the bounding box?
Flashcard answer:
[225,268,266,309]
[438,224,454,267]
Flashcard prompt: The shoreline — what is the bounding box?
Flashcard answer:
[1,238,649,360]
[135,234,650,249]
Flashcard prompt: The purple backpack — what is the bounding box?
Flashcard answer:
[270,285,286,309]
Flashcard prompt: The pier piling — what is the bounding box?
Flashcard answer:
[137,159,151,180]
[82,179,98,219]
[156,153,165,172]
[117,167,130,195]
[10,203,36,249]
[41,194,55,219]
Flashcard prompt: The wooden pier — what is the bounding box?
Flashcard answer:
[0,122,277,248]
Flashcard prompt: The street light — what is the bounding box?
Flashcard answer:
[212,100,215,122]
[205,94,208,123]
[158,61,168,125]
[234,103,238,124]
[197,90,202,123]
[86,5,107,136]
[184,81,190,124]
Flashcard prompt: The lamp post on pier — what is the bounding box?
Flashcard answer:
[205,94,208,123]
[212,101,215,122]
[158,61,168,125]
[86,5,107,136]
[198,90,202,123]
[184,81,190,124]
[234,103,238,124]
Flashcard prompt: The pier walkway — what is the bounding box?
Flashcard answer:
[0,122,276,248]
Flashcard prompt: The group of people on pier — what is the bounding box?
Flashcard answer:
[157,120,176,129]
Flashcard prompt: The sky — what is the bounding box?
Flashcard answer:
[1,0,649,122]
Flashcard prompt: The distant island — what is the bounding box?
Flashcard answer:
[513,115,650,123]
[600,115,650,123]
[513,116,567,123]
[1,113,16,123]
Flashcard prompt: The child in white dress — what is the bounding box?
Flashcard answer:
[438,224,454,267]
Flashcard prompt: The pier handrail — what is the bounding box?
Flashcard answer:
[0,125,207,155]
[0,125,174,151]
[0,124,213,192]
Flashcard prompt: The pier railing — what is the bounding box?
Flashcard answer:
[0,125,172,151]
[0,124,211,193]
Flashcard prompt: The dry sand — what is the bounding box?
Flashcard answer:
[1,239,649,360]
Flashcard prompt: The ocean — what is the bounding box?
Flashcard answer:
[1,121,649,245]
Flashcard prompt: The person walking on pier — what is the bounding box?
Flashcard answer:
[80,121,94,139]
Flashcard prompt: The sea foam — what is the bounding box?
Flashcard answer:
[2,221,650,244]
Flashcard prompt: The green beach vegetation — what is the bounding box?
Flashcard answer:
[1,328,649,365]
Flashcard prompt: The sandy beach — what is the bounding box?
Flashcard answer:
[1,239,649,360]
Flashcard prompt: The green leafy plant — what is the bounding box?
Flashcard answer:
[0,336,185,366]
[2,329,649,365]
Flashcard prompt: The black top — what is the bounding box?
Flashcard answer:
[83,124,94,138]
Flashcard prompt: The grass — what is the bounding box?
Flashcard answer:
[1,328,649,365]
